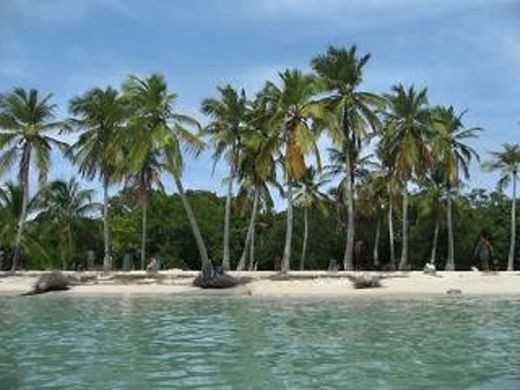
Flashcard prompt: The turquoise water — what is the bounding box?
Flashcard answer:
[0,296,519,389]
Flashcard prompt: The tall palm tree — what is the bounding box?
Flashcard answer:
[384,84,431,270]
[294,167,330,270]
[431,106,480,270]
[0,88,67,271]
[40,178,98,269]
[261,69,323,272]
[201,85,249,270]
[123,73,211,269]
[483,143,520,271]
[68,86,127,270]
[311,45,383,270]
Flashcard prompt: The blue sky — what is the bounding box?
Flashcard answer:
[1,0,519,204]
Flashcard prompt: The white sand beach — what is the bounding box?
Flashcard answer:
[1,270,519,298]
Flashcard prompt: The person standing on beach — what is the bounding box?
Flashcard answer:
[473,234,495,271]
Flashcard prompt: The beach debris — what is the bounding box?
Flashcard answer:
[22,271,71,295]
[423,262,436,275]
[471,266,479,272]
[349,273,381,289]
[193,264,248,289]
[446,288,462,295]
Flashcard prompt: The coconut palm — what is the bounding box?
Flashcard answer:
[483,143,520,270]
[68,86,127,270]
[261,69,323,272]
[39,178,98,269]
[294,167,330,270]
[201,85,249,270]
[0,88,68,270]
[123,73,211,269]
[384,84,431,270]
[311,45,383,270]
[431,106,480,270]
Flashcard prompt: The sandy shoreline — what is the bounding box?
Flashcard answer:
[1,270,519,298]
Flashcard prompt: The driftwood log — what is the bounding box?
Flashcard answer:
[348,273,382,289]
[22,272,71,295]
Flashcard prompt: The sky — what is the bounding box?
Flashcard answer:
[0,0,519,205]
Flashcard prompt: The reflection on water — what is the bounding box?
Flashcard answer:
[0,295,519,389]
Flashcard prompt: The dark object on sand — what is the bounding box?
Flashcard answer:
[349,273,381,289]
[446,288,462,295]
[23,272,70,295]
[193,265,245,289]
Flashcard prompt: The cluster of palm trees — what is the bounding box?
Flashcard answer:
[1,45,519,272]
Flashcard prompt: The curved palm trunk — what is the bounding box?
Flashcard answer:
[398,187,409,271]
[507,172,517,271]
[299,207,309,271]
[281,181,293,273]
[172,169,211,269]
[388,203,396,270]
[373,218,381,268]
[343,151,355,271]
[430,213,440,265]
[222,166,234,271]
[445,186,455,271]
[102,178,111,270]
[140,200,147,270]
[248,216,256,271]
[11,149,30,272]
[237,188,259,271]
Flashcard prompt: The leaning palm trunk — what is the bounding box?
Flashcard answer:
[388,203,396,270]
[222,166,234,271]
[445,187,455,271]
[172,168,211,269]
[140,200,147,270]
[248,217,256,271]
[343,151,355,271]
[102,178,111,270]
[507,173,517,271]
[281,181,294,273]
[398,187,409,270]
[430,213,440,265]
[373,218,381,268]
[299,207,309,271]
[236,188,259,271]
[11,151,30,272]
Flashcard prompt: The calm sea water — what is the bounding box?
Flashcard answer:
[0,295,519,389]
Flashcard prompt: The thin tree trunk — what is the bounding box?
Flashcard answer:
[140,200,147,270]
[373,217,381,268]
[102,178,111,270]
[60,232,66,270]
[299,207,309,271]
[222,165,234,271]
[281,181,293,273]
[237,188,259,271]
[11,149,30,272]
[388,203,396,270]
[445,186,455,271]
[172,169,211,269]
[398,187,409,270]
[430,213,440,265]
[343,150,355,271]
[248,215,256,271]
[68,227,74,271]
[507,172,517,271]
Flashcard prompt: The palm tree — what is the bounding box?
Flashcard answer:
[123,73,211,269]
[201,85,249,270]
[384,84,431,270]
[40,178,98,269]
[294,167,330,270]
[0,88,67,271]
[431,106,480,270]
[68,86,127,270]
[483,143,520,271]
[311,45,383,270]
[261,70,323,272]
